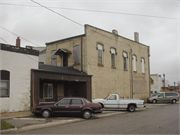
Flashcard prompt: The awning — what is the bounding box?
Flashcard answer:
[53,48,71,55]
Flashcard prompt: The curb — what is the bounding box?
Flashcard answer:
[1,114,34,120]
[0,127,17,134]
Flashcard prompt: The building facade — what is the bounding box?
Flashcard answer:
[45,24,150,99]
[0,43,39,112]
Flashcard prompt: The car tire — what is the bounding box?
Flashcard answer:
[100,103,104,109]
[42,110,51,118]
[171,99,176,104]
[128,105,136,112]
[152,99,157,104]
[83,110,92,119]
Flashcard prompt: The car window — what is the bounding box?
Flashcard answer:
[165,93,178,97]
[71,99,83,105]
[159,93,164,97]
[84,99,91,104]
[108,95,117,100]
[57,99,71,106]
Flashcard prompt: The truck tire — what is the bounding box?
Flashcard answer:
[128,105,136,112]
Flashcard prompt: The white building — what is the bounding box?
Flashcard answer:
[150,74,169,94]
[0,41,39,112]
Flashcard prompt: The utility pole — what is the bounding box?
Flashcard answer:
[163,74,165,91]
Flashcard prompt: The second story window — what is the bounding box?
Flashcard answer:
[141,58,145,73]
[73,45,80,64]
[111,48,116,68]
[133,55,137,72]
[98,44,103,65]
[51,50,57,66]
[123,52,128,70]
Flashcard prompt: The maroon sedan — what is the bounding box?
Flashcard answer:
[31,97,102,119]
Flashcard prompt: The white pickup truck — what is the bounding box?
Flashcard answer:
[92,94,146,112]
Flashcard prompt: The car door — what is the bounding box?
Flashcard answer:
[52,99,71,115]
[157,93,165,103]
[104,95,118,108]
[69,99,84,115]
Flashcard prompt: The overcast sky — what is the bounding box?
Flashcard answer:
[0,0,179,85]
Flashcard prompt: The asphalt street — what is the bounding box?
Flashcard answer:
[16,103,180,134]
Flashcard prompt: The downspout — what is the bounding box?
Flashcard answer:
[81,36,83,71]
[148,46,151,96]
[131,48,133,99]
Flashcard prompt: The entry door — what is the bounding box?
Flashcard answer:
[57,84,64,100]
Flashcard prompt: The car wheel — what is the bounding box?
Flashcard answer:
[128,105,136,112]
[152,99,157,104]
[83,110,92,119]
[171,99,176,104]
[100,103,104,109]
[42,110,51,118]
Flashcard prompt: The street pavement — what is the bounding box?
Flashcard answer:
[0,103,170,134]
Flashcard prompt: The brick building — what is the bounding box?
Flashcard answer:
[45,24,150,99]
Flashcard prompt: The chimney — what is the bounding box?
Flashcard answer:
[134,32,139,42]
[16,37,21,47]
[112,29,118,35]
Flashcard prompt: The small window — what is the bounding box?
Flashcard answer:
[71,99,83,105]
[142,58,145,73]
[133,55,137,72]
[43,83,53,99]
[123,52,128,70]
[98,44,103,65]
[73,45,80,64]
[159,93,164,97]
[58,99,71,106]
[0,70,10,97]
[111,48,116,68]
[51,50,57,66]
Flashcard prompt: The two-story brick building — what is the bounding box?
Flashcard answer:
[45,24,150,99]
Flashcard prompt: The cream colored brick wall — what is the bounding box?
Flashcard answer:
[46,25,150,100]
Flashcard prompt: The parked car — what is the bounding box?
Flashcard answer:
[31,97,103,119]
[92,94,145,112]
[147,91,179,104]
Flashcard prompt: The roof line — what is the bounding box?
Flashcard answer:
[46,34,85,45]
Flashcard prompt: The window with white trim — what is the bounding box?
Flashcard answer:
[43,83,53,99]
[123,52,128,70]
[0,70,10,97]
[98,44,103,65]
[142,58,145,73]
[111,48,116,68]
[133,55,137,72]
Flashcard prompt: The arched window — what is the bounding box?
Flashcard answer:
[0,70,10,97]
[98,44,103,65]
[141,58,145,73]
[111,48,116,68]
[133,55,137,72]
[123,52,128,70]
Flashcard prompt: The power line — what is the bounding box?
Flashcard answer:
[31,0,84,27]
[0,37,9,44]
[0,26,43,47]
[0,2,178,20]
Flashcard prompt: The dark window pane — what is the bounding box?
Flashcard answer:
[74,45,80,64]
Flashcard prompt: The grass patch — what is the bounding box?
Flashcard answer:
[1,120,15,130]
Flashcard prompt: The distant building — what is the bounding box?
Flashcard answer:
[150,74,169,94]
[0,38,39,112]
